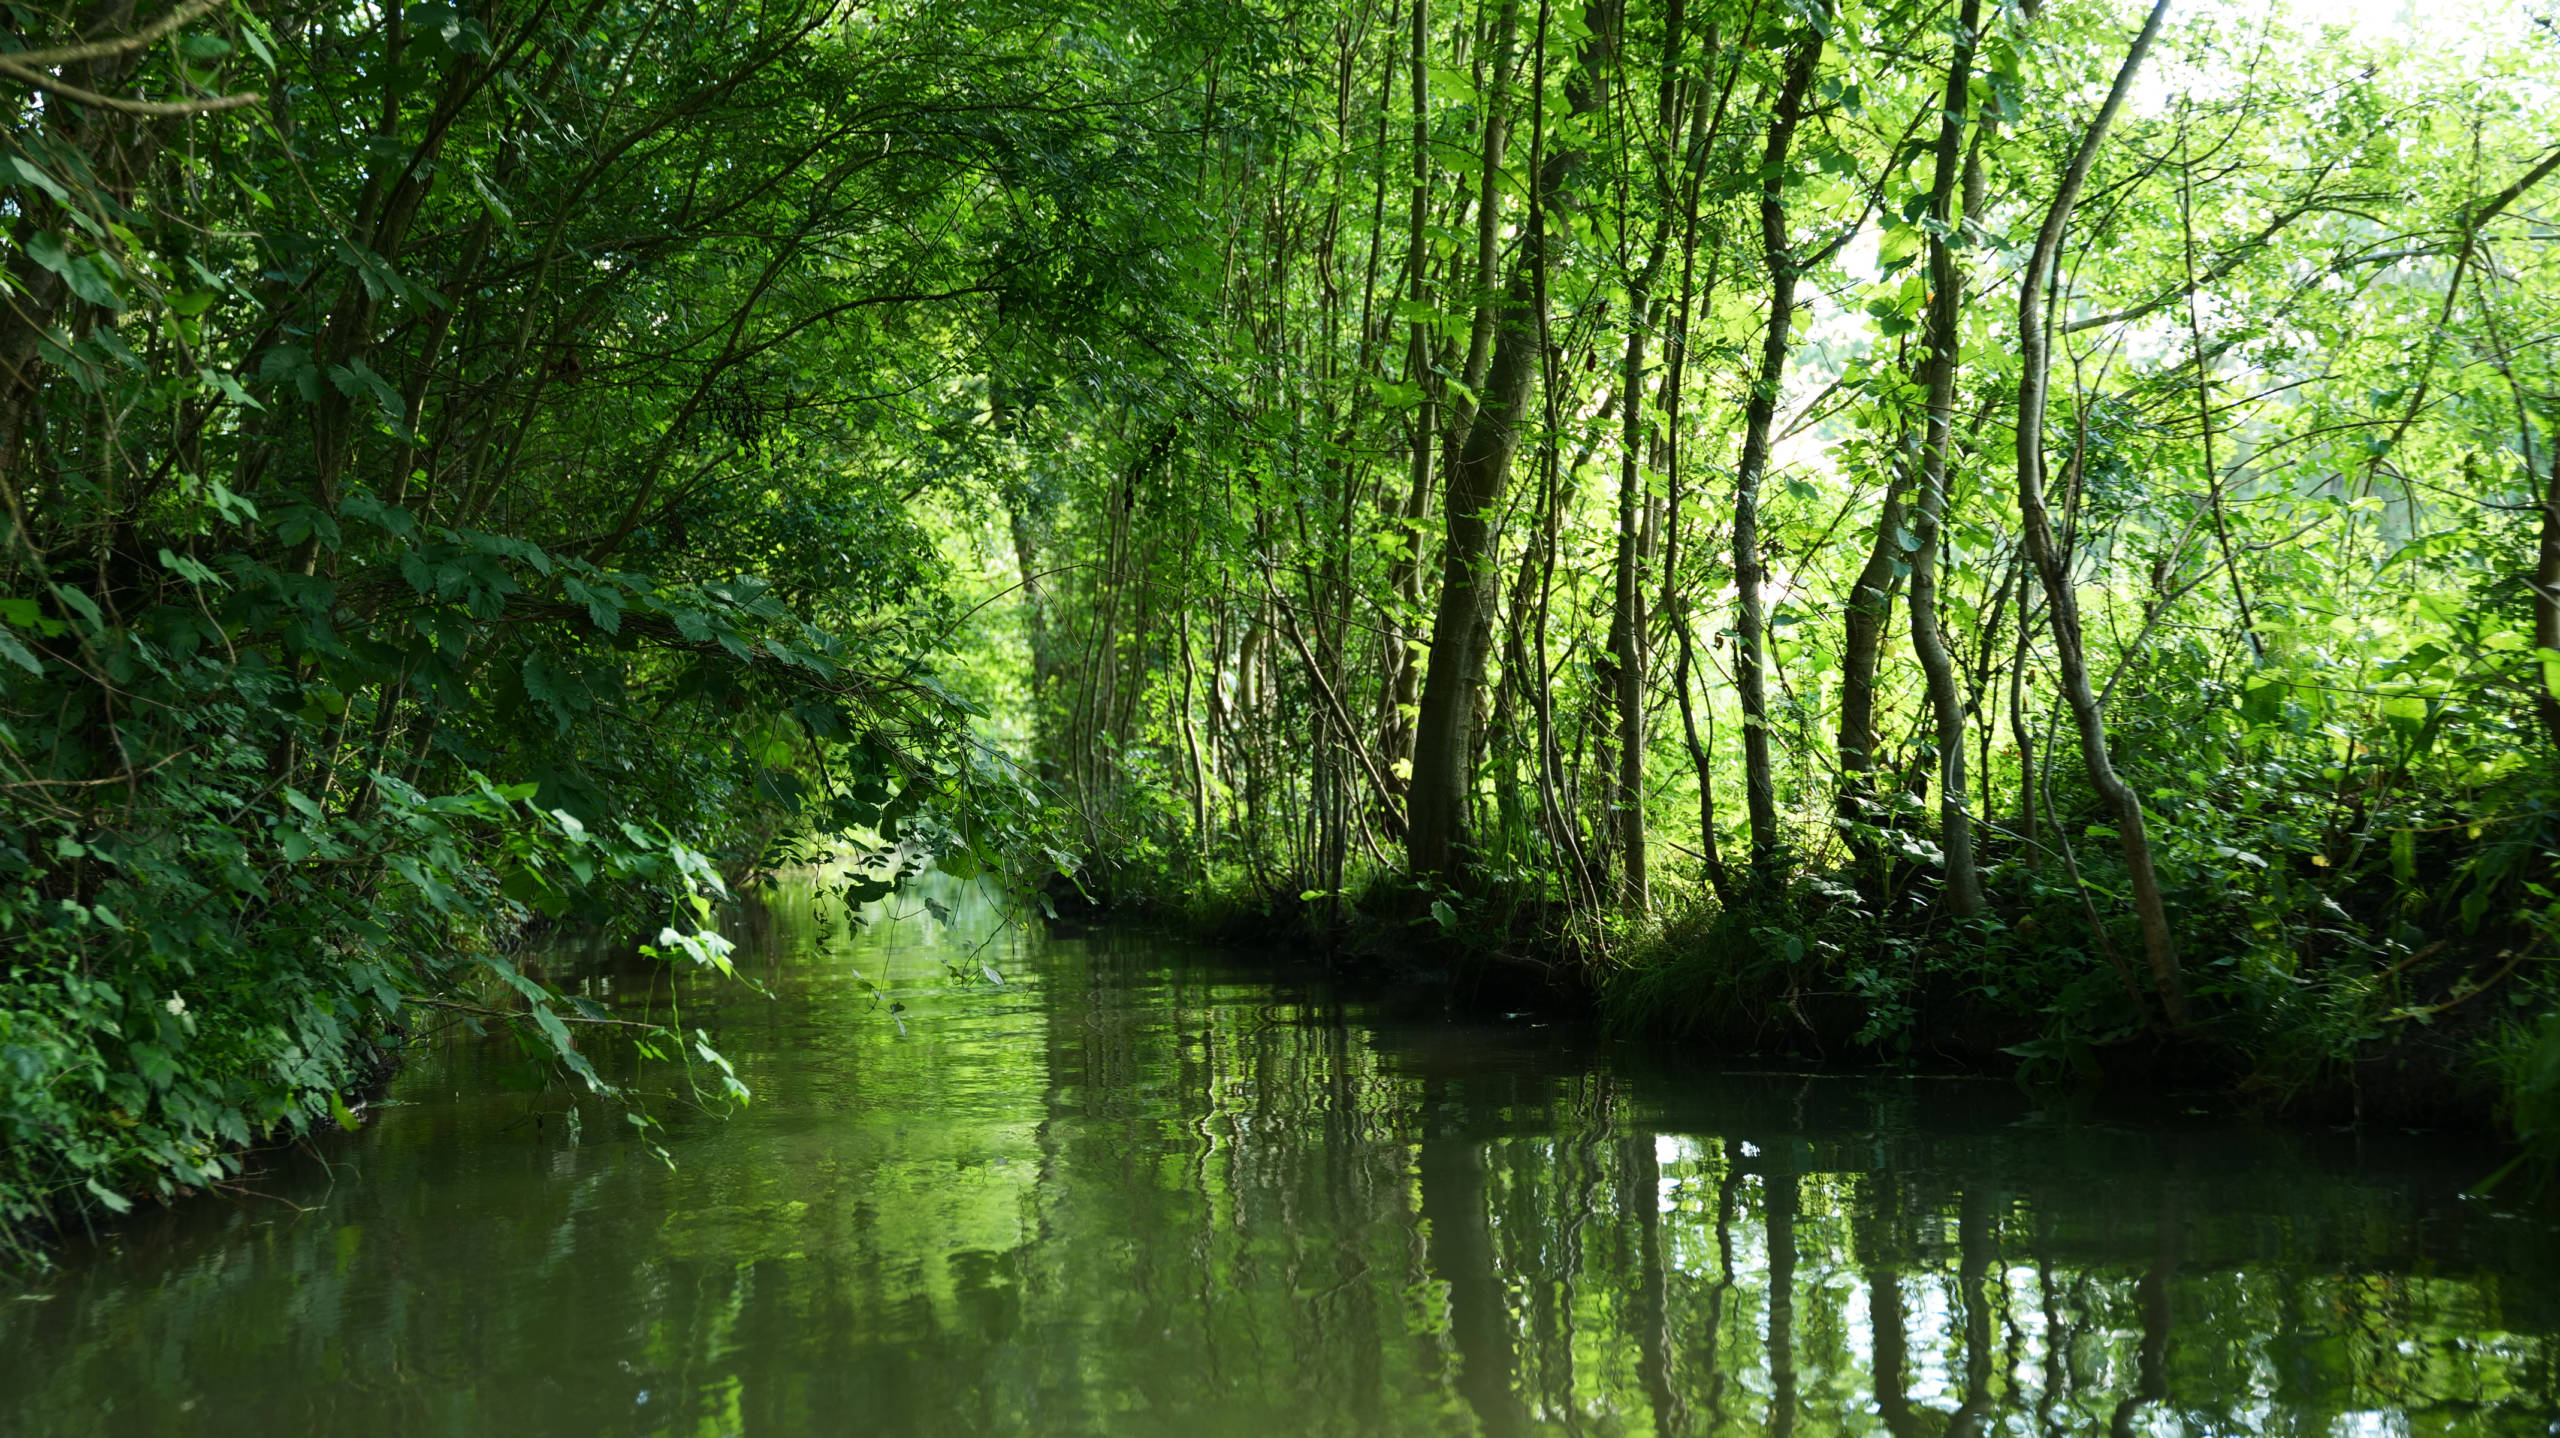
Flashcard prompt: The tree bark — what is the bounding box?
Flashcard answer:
[1730,8,1828,889]
[1382,0,1445,788]
[2014,0,2183,1020]
[1405,0,1616,882]
[1836,461,1907,875]
[1602,0,1691,913]
[1908,0,1984,917]
[2535,436,2560,751]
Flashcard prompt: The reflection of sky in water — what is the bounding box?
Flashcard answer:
[2,873,2555,1435]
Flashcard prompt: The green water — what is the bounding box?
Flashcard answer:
[5,881,2557,1436]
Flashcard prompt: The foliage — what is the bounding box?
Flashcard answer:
[7,0,2559,1248]
[965,0,2560,1148]
[0,0,1251,1248]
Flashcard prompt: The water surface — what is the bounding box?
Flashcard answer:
[5,881,2555,1435]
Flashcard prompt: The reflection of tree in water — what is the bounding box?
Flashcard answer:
[1421,1078,1530,1438]
[1390,1058,2557,1436]
[8,900,2559,1436]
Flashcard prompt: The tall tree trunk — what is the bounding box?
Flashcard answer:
[2536,432,2560,752]
[2013,0,2183,1020]
[1662,23,1740,909]
[1609,319,1654,909]
[2008,592,2040,860]
[1729,9,1827,889]
[1382,0,1447,788]
[1407,263,1541,879]
[1836,457,1907,876]
[1178,607,1210,875]
[1908,0,1984,917]
[1405,0,1616,882]
[1601,0,1691,913]
[1456,0,1524,419]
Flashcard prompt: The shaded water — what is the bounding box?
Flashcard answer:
[5,879,2557,1435]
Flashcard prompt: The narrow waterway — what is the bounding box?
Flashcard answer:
[4,878,2554,1435]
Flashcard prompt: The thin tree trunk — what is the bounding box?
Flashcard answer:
[1405,0,1616,882]
[1730,8,1828,888]
[1661,23,1739,907]
[1602,0,1690,913]
[1836,455,1908,876]
[2008,595,2038,858]
[2013,0,2184,1020]
[1674,612,1733,906]
[2177,113,2262,663]
[1609,323,1654,908]
[2537,431,2560,752]
[1908,0,1984,917]
[1383,0,1447,786]
[1179,607,1210,875]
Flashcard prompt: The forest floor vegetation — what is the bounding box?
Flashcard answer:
[1057,838,2547,1154]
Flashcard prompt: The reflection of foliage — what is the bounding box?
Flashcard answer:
[5,896,2552,1432]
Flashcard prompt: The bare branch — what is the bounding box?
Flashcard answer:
[0,55,261,115]
[4,0,232,67]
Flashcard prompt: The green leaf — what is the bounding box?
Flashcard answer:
[48,583,104,631]
[7,156,70,205]
[130,1042,179,1090]
[2239,678,2286,728]
[199,364,262,410]
[563,575,623,632]
[25,231,123,310]
[343,492,416,539]
[235,11,277,66]
[327,358,408,427]
[158,547,225,587]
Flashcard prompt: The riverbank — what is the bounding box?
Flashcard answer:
[1053,869,2526,1149]
[3,906,654,1267]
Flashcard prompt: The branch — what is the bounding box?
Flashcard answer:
[5,0,230,67]
[404,997,667,1031]
[2064,192,2324,333]
[1252,557,1408,844]
[0,55,261,115]
[2465,143,2560,234]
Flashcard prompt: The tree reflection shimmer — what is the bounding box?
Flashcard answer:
[3,879,2553,1435]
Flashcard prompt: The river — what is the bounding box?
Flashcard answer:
[3,877,2554,1434]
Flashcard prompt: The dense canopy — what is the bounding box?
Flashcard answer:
[2,0,2556,1240]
